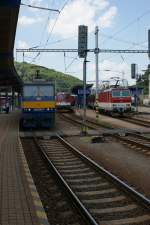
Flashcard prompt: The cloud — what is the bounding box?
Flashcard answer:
[47,0,117,38]
[87,60,134,85]
[18,41,33,57]
[29,0,43,4]
[18,40,29,49]
[28,0,44,11]
[98,6,117,28]
[18,16,43,26]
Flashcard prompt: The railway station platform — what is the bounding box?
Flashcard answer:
[0,112,49,225]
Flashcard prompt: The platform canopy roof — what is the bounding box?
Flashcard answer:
[0,0,22,91]
[71,84,93,95]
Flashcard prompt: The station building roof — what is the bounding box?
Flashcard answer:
[0,0,22,91]
[129,86,143,96]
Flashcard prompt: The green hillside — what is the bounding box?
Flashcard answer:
[15,61,82,92]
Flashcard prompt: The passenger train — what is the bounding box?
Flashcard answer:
[56,92,76,112]
[21,81,55,128]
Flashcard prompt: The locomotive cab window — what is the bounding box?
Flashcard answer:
[121,90,130,97]
[24,85,54,97]
[112,90,130,97]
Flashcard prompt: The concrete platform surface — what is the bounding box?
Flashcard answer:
[0,112,49,225]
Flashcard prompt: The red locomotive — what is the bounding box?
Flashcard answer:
[56,92,76,112]
[97,87,132,115]
[88,79,134,115]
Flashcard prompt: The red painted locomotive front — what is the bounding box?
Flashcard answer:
[56,93,75,111]
[98,89,131,103]
[97,88,132,114]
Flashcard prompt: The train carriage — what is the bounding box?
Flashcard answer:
[56,92,75,112]
[21,81,55,129]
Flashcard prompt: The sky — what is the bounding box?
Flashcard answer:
[15,0,150,86]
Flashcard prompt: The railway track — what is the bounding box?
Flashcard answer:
[60,112,150,130]
[58,113,150,156]
[122,117,150,127]
[21,137,87,225]
[35,134,150,225]
[58,113,113,131]
[115,133,150,156]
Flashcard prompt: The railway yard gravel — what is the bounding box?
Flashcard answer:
[66,135,150,199]
[56,111,150,198]
[75,109,150,130]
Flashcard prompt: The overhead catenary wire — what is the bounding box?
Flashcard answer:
[38,0,55,47]
[100,32,147,48]
[65,55,78,72]
[99,43,139,63]
[37,35,77,48]
[29,0,70,64]
[21,2,60,13]
[29,0,56,63]
[44,0,70,47]
[101,8,150,45]
[23,0,56,63]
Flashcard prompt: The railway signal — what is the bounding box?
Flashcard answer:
[78,25,88,58]
[131,63,137,79]
[131,63,138,112]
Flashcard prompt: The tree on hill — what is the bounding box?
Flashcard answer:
[137,69,149,95]
[15,61,82,92]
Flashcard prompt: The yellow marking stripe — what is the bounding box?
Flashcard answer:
[31,191,39,197]
[36,211,47,219]
[34,200,43,207]
[22,101,55,108]
[18,137,49,224]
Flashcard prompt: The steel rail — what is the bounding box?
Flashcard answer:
[122,117,150,127]
[33,137,99,225]
[114,134,150,151]
[59,113,97,130]
[59,113,112,129]
[57,134,150,211]
[129,132,150,141]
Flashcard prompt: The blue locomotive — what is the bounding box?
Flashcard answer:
[21,81,55,129]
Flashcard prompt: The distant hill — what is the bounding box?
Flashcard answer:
[15,61,82,92]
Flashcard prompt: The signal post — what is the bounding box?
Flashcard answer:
[95,26,99,121]
[78,25,88,135]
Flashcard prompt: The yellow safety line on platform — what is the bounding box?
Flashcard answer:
[18,136,50,225]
